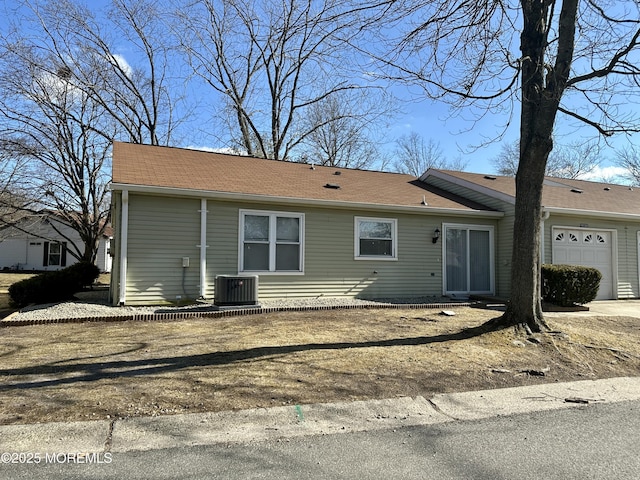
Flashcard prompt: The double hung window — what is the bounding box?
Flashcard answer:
[240,210,304,273]
[43,241,66,267]
[355,217,397,260]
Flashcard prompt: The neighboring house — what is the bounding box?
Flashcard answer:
[0,215,112,273]
[109,142,640,306]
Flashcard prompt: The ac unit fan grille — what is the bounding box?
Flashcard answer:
[214,275,259,306]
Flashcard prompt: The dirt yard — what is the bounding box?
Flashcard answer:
[1,306,639,425]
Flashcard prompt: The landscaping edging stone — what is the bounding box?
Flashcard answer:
[1,301,475,327]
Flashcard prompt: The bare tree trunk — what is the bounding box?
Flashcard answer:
[504,141,550,332]
[501,0,579,332]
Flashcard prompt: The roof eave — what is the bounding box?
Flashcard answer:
[421,169,516,205]
[110,182,504,218]
[543,206,640,221]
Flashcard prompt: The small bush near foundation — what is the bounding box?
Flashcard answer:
[8,262,100,308]
[541,264,602,307]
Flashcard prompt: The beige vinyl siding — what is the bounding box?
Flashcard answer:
[203,199,497,301]
[543,214,640,299]
[203,201,240,299]
[125,194,201,305]
[119,192,498,304]
[424,175,515,298]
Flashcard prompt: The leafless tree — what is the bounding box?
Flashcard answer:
[0,49,113,262]
[16,0,183,145]
[0,141,35,237]
[370,0,640,332]
[298,91,389,169]
[393,132,467,176]
[0,0,185,262]
[614,146,640,186]
[492,139,602,179]
[174,0,389,162]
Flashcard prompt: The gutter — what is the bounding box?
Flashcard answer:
[109,183,504,219]
[543,206,640,221]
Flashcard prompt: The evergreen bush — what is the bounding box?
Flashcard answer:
[541,264,602,307]
[8,262,100,308]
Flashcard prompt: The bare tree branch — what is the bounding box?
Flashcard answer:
[175,0,392,163]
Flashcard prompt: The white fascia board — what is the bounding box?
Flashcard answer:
[543,206,640,221]
[421,169,516,205]
[109,182,504,219]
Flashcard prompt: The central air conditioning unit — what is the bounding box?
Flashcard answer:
[214,275,259,306]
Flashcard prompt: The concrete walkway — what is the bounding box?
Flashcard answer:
[545,300,640,318]
[1,377,640,454]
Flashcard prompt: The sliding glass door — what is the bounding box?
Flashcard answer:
[444,224,494,295]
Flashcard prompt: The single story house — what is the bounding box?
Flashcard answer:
[109,142,640,306]
[0,214,112,273]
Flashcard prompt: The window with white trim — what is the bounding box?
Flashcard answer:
[354,217,397,260]
[240,210,304,273]
[43,241,67,267]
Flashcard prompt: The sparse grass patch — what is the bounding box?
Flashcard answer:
[0,306,638,425]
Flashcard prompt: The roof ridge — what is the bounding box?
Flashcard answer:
[113,141,416,178]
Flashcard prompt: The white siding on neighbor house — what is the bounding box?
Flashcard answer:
[0,238,30,270]
[542,215,640,299]
[0,218,109,272]
[95,237,112,273]
[423,175,515,298]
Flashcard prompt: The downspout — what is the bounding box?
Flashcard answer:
[540,210,550,264]
[198,198,208,299]
[118,190,129,305]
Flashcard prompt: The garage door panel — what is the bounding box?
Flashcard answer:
[552,228,614,300]
[567,250,583,263]
[554,251,568,263]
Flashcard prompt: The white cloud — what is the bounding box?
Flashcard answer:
[184,145,248,156]
[110,54,133,77]
[577,165,631,183]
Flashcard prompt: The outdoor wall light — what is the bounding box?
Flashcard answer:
[432,228,441,244]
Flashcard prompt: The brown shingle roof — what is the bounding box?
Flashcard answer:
[430,170,640,216]
[111,142,497,213]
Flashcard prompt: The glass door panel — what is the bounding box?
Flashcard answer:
[446,228,468,292]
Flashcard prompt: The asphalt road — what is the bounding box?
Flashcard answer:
[3,400,638,480]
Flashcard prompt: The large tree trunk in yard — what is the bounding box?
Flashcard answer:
[502,140,551,332]
[500,0,579,333]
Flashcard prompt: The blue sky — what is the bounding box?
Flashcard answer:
[386,84,637,180]
[2,0,637,183]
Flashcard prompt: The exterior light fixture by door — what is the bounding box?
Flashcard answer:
[432,228,441,244]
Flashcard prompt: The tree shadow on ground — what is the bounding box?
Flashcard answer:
[0,317,509,391]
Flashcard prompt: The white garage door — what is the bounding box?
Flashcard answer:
[552,228,614,300]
